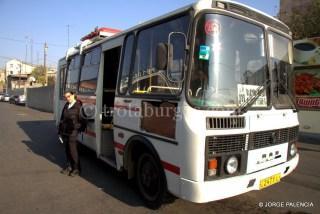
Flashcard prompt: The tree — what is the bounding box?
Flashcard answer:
[283,0,320,39]
[0,80,4,91]
[31,66,46,86]
[48,76,55,86]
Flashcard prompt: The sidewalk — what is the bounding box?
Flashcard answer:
[298,132,320,152]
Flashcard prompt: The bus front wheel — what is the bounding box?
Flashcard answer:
[136,152,166,209]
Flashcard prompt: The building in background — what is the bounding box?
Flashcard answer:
[279,0,313,23]
[47,67,57,80]
[5,59,35,77]
[0,69,5,92]
[0,69,5,81]
[4,59,56,90]
[5,59,36,90]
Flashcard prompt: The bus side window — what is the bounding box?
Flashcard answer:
[59,66,67,99]
[130,14,190,95]
[79,47,101,94]
[118,34,134,95]
[66,55,81,92]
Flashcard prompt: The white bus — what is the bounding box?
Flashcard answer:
[54,0,299,208]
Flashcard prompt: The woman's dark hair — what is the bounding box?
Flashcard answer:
[65,90,75,95]
[64,90,77,99]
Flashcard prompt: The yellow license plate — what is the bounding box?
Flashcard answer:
[259,173,281,189]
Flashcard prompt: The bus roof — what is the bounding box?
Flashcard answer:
[219,0,286,27]
[63,0,290,59]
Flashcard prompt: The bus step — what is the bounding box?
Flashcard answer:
[99,154,117,168]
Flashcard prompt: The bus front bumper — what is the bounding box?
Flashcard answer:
[179,154,299,203]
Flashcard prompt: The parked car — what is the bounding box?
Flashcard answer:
[0,93,4,101]
[3,94,10,102]
[16,94,26,105]
[9,95,19,104]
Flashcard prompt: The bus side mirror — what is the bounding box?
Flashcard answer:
[167,32,187,82]
[155,43,168,70]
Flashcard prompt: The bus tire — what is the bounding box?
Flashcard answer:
[136,152,166,209]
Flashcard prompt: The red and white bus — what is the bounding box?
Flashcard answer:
[54,0,299,208]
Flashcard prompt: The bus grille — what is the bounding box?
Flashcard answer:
[250,126,299,149]
[207,134,247,155]
[206,117,245,129]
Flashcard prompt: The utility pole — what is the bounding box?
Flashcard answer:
[67,24,70,48]
[37,51,39,65]
[274,5,279,18]
[25,36,28,63]
[4,67,7,93]
[22,36,28,89]
[18,63,21,89]
[44,42,48,86]
[30,38,33,65]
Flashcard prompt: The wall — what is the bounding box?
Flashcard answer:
[26,86,54,112]
[298,111,320,134]
[8,88,25,96]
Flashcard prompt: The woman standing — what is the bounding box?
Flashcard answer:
[58,91,83,177]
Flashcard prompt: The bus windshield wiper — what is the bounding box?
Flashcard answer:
[231,79,271,116]
[273,60,298,112]
[276,77,299,112]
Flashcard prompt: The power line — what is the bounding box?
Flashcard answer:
[0,36,67,48]
[0,55,14,60]
[0,55,57,66]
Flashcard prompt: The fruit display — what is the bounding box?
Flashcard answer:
[295,71,320,96]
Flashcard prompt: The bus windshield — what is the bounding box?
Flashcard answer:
[188,14,268,109]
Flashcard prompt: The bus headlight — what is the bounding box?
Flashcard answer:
[225,156,238,174]
[290,143,298,157]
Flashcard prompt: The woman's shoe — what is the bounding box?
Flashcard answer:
[60,166,72,175]
[68,169,80,177]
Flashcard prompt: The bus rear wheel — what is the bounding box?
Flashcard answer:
[136,152,166,209]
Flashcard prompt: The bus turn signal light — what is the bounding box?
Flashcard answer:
[208,159,218,176]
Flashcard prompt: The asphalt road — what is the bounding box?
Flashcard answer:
[0,102,319,214]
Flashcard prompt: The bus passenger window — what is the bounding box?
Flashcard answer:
[119,35,134,94]
[130,14,190,96]
[59,66,67,99]
[79,47,101,94]
[66,55,81,91]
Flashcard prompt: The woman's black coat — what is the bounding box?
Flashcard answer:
[59,100,82,136]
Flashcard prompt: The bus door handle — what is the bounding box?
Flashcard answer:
[123,99,132,103]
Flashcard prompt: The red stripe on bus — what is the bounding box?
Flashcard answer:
[161,161,180,175]
[85,129,96,138]
[114,142,125,150]
[114,104,140,112]
[77,95,96,104]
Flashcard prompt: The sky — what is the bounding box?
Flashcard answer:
[0,0,280,69]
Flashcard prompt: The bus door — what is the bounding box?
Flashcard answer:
[95,39,122,165]
[54,59,67,126]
